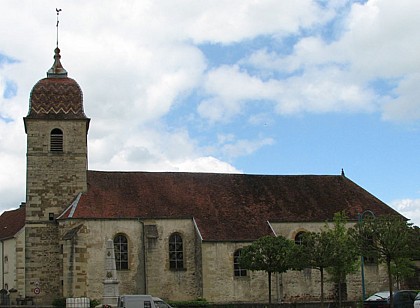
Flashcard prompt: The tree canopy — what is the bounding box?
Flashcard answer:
[351,215,418,307]
[299,230,335,307]
[239,235,296,304]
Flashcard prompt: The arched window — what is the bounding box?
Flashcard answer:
[234,249,247,277]
[169,233,184,270]
[114,234,128,270]
[294,231,306,245]
[50,128,63,152]
[363,236,377,264]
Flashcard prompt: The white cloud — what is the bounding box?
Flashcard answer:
[1,0,420,214]
[0,121,26,207]
[341,0,420,77]
[198,65,284,122]
[220,137,275,159]
[170,0,328,44]
[382,73,420,122]
[238,0,420,122]
[176,156,241,173]
[390,198,420,227]
[198,63,377,121]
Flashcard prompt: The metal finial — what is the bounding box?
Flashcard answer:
[56,8,62,47]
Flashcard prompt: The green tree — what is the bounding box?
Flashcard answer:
[239,235,296,305]
[299,231,335,308]
[390,257,416,289]
[352,215,417,308]
[325,212,359,308]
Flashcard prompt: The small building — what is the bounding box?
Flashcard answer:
[0,205,25,298]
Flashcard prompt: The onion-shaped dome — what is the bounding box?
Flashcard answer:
[27,48,87,119]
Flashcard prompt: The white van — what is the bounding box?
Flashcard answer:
[117,295,172,308]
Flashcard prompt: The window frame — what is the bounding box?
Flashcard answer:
[114,234,129,270]
[169,232,184,270]
[294,231,306,245]
[233,249,247,277]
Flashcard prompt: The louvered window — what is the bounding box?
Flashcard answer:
[50,128,63,152]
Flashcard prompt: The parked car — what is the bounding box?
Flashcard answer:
[414,292,420,308]
[153,297,173,308]
[117,295,173,308]
[363,290,417,308]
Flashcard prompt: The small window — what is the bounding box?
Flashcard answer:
[295,232,306,245]
[50,128,63,152]
[169,233,184,270]
[114,234,128,270]
[49,213,55,221]
[234,249,247,277]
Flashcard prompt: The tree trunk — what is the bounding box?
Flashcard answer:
[320,268,325,308]
[268,271,272,305]
[387,258,394,308]
[338,279,342,308]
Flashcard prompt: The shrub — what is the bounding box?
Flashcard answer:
[52,297,66,308]
[168,298,209,307]
[90,298,101,308]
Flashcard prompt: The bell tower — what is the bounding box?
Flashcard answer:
[23,44,90,303]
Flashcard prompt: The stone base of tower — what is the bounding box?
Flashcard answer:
[25,223,62,306]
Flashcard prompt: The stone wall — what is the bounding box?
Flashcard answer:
[2,236,16,290]
[145,218,201,301]
[25,118,88,305]
[60,218,203,303]
[25,119,88,222]
[24,223,62,304]
[201,241,268,303]
[61,224,88,298]
[61,219,144,301]
[15,227,25,297]
[56,218,394,305]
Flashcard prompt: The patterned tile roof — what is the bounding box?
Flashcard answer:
[60,171,400,241]
[26,47,88,120]
[0,205,25,240]
[27,77,87,119]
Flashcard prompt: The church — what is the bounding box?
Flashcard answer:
[0,44,405,306]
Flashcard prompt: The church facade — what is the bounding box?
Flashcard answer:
[0,47,405,306]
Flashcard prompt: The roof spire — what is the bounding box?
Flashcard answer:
[47,8,67,78]
[56,8,62,48]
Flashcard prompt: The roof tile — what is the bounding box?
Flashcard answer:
[65,171,400,241]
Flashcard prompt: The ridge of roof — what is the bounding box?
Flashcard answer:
[87,169,340,177]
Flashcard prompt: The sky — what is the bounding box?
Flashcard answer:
[0,0,419,226]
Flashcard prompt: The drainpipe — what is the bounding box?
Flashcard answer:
[138,219,147,293]
[1,240,3,289]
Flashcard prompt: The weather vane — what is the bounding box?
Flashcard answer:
[56,8,62,47]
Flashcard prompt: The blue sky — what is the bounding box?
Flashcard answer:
[0,0,419,225]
